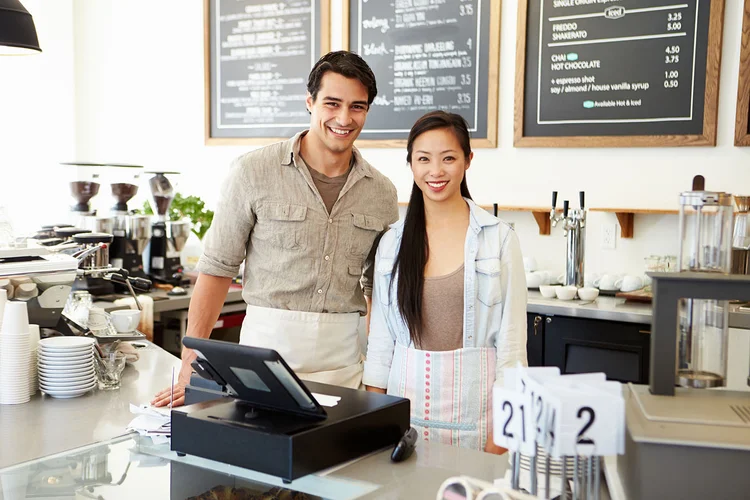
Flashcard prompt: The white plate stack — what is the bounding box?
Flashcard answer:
[37,337,96,399]
[28,324,40,395]
[0,301,32,405]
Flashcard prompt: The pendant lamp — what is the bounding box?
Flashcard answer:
[0,0,41,55]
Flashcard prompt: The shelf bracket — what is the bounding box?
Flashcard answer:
[532,211,551,235]
[615,212,634,238]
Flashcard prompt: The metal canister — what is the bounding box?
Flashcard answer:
[73,232,113,270]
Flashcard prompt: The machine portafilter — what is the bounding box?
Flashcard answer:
[550,191,587,288]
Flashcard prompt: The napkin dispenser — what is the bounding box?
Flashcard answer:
[171,338,410,482]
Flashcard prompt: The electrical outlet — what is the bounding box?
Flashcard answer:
[602,223,616,250]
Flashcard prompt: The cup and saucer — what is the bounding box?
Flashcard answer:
[110,310,142,334]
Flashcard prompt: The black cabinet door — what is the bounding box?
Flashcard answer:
[543,316,651,383]
[527,313,545,366]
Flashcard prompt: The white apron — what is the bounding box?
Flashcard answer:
[386,343,496,450]
[239,304,363,389]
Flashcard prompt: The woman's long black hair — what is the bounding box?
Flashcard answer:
[392,111,473,348]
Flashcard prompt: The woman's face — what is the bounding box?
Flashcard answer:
[410,128,472,205]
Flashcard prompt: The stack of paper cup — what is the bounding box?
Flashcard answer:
[28,324,40,395]
[0,288,7,329]
[0,301,31,405]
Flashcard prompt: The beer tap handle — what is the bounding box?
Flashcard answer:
[564,200,569,218]
[552,191,558,210]
[579,191,585,210]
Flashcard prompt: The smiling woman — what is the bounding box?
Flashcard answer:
[364,111,528,455]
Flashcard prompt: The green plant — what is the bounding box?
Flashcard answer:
[141,193,214,240]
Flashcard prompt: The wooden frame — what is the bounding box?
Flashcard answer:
[514,0,725,147]
[204,0,331,145]
[735,0,750,146]
[343,0,501,148]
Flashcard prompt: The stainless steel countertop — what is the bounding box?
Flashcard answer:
[95,286,244,313]
[0,342,181,469]
[527,291,750,328]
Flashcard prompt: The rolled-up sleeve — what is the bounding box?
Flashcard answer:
[362,246,396,388]
[196,157,255,278]
[494,229,528,385]
[361,186,399,297]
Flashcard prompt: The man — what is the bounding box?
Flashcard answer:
[152,51,398,407]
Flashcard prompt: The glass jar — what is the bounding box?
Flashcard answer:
[677,182,734,388]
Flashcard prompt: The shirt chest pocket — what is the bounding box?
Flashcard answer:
[376,258,394,306]
[254,202,308,250]
[348,213,385,257]
[475,258,503,307]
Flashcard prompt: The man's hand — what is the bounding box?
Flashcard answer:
[151,348,197,408]
[365,385,386,394]
[484,429,508,455]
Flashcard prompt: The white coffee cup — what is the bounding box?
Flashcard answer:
[87,307,111,332]
[620,275,644,292]
[594,274,622,291]
[523,257,538,273]
[110,310,141,333]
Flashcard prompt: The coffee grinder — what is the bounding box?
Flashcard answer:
[145,171,190,286]
[105,164,151,282]
[62,162,102,228]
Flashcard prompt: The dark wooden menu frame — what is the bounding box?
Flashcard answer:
[735,0,750,146]
[514,0,725,147]
[204,0,331,145]
[342,0,502,148]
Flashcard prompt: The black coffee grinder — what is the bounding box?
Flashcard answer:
[62,162,102,228]
[145,172,190,286]
[106,164,151,282]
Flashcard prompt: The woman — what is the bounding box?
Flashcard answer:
[363,111,527,453]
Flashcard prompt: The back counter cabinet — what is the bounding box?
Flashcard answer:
[525,313,651,384]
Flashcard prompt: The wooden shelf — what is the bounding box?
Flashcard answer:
[589,208,679,238]
[398,202,559,235]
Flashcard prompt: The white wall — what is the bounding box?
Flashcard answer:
[0,0,76,233]
[7,0,750,277]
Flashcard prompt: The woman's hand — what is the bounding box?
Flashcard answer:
[484,429,508,455]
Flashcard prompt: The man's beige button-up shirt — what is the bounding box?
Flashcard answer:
[196,131,399,315]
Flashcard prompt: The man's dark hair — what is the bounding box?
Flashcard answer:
[307,51,378,106]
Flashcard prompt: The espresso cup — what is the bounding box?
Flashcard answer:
[110,309,141,333]
[620,275,644,292]
[595,274,622,291]
[87,307,111,332]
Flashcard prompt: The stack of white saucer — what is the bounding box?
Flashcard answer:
[28,324,40,395]
[38,337,96,398]
[0,300,32,405]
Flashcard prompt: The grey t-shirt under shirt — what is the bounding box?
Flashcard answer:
[299,154,350,215]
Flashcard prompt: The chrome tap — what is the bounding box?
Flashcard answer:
[551,191,587,288]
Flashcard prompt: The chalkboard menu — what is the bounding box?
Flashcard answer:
[735,0,750,146]
[204,0,330,144]
[344,0,500,147]
[515,0,724,147]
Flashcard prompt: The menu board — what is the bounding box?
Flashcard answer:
[345,0,500,147]
[204,0,330,144]
[735,0,750,146]
[515,0,724,147]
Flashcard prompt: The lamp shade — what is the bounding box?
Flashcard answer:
[0,0,41,55]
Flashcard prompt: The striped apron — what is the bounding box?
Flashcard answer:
[386,343,496,450]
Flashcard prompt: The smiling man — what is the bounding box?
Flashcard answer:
[152,51,398,408]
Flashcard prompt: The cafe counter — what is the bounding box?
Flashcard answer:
[0,343,512,500]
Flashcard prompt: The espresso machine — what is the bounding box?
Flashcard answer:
[550,191,586,287]
[106,165,151,282]
[145,171,190,286]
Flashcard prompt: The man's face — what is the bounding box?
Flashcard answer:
[306,72,370,154]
